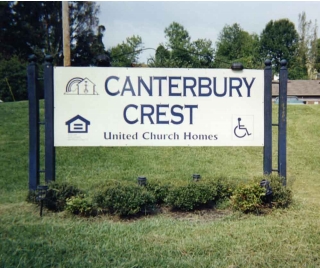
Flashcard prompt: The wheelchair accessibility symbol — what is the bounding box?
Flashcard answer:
[234,118,252,138]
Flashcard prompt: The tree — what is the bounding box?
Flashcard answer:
[260,19,299,74]
[295,12,319,79]
[147,44,173,67]
[189,39,215,68]
[308,20,318,79]
[148,22,215,68]
[109,35,144,67]
[0,1,104,65]
[0,1,106,101]
[70,2,105,66]
[214,23,261,69]
[287,56,308,80]
[0,1,16,60]
[297,12,310,75]
[0,56,27,102]
[315,39,320,72]
[164,22,193,67]
[71,24,106,66]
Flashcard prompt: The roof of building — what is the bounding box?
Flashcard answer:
[65,115,90,125]
[272,80,320,96]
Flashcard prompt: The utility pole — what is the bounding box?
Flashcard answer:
[62,1,71,66]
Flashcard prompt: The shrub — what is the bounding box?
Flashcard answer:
[227,175,293,213]
[268,175,293,208]
[44,182,82,212]
[213,177,238,200]
[231,182,265,213]
[26,175,293,217]
[66,195,97,216]
[94,182,156,216]
[146,180,170,204]
[165,181,217,211]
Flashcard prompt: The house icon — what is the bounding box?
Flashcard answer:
[77,78,97,95]
[65,77,98,95]
[65,115,90,133]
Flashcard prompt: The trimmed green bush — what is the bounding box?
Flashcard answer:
[66,195,97,216]
[215,177,238,199]
[231,182,265,213]
[44,182,82,212]
[26,175,294,217]
[268,175,293,208]
[146,180,170,204]
[165,181,218,211]
[94,182,156,216]
[231,175,293,213]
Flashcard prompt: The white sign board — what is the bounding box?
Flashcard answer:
[54,67,264,146]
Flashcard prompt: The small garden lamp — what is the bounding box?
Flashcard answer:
[193,174,201,182]
[137,176,147,186]
[36,185,48,217]
[231,63,244,71]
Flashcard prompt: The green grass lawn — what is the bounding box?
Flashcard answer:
[1,101,320,267]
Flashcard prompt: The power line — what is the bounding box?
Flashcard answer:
[111,48,156,59]
[110,46,235,66]
[111,45,256,68]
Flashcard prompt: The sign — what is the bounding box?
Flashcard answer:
[54,67,264,146]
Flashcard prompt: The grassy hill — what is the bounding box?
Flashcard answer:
[1,101,320,267]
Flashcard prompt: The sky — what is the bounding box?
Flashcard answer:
[98,1,320,63]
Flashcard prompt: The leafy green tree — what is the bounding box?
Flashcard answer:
[164,22,193,68]
[308,22,318,78]
[296,12,310,78]
[0,2,63,63]
[214,23,261,69]
[189,39,215,68]
[294,12,320,79]
[0,56,27,102]
[260,19,299,74]
[70,2,105,66]
[147,45,173,67]
[165,22,190,49]
[72,25,106,66]
[315,39,320,72]
[149,40,215,68]
[0,1,105,101]
[148,22,214,68]
[287,56,309,79]
[109,35,143,67]
[0,1,104,65]
[0,1,15,60]
[92,25,106,56]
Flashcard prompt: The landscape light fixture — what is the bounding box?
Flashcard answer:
[260,179,273,208]
[36,185,48,217]
[137,176,147,186]
[193,174,201,182]
[231,63,244,71]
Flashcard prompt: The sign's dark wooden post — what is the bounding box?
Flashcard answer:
[27,55,39,190]
[263,59,272,175]
[44,55,55,183]
[278,60,288,185]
